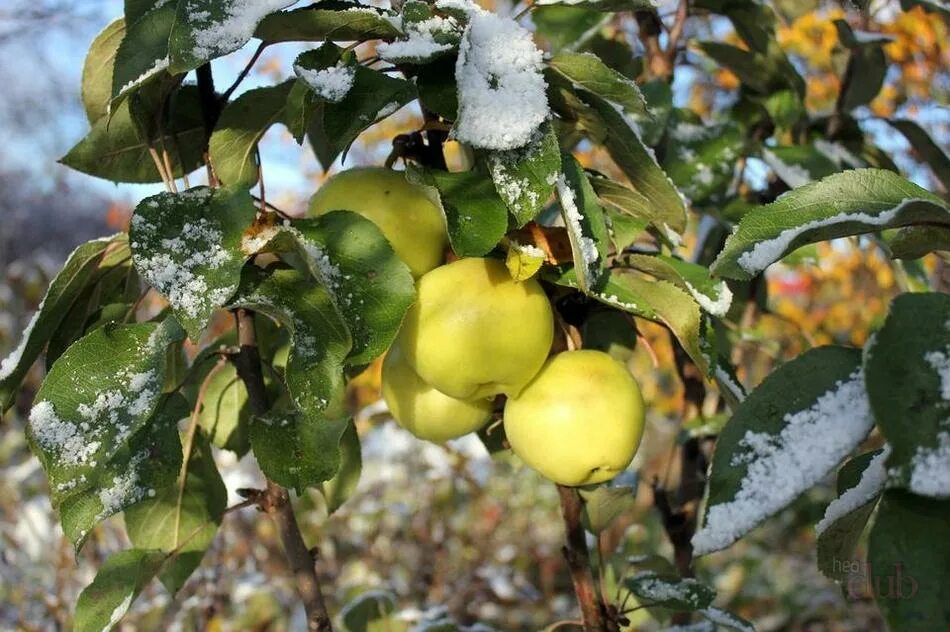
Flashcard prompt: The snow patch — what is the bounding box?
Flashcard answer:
[692,369,874,555]
[187,1,295,61]
[924,348,950,401]
[909,431,950,498]
[685,280,733,317]
[556,174,599,277]
[294,63,356,103]
[816,446,890,535]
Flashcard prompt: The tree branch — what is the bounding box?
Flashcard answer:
[557,485,612,632]
[231,309,334,632]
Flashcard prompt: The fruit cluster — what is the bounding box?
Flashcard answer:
[311,168,646,486]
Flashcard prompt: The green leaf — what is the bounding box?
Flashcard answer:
[405,166,509,257]
[112,1,175,99]
[816,449,886,582]
[868,490,950,631]
[82,18,125,123]
[580,485,636,533]
[255,4,400,43]
[590,177,670,232]
[193,363,251,455]
[532,6,608,51]
[252,410,350,492]
[557,154,609,292]
[0,236,128,411]
[322,420,361,515]
[624,572,716,611]
[888,225,950,259]
[416,55,459,120]
[307,67,416,169]
[209,80,295,188]
[710,169,950,280]
[698,42,772,94]
[548,51,650,117]
[28,319,187,546]
[864,292,950,498]
[287,212,416,366]
[125,432,227,594]
[62,86,205,184]
[834,20,888,111]
[624,254,734,317]
[693,347,870,555]
[341,590,397,632]
[759,144,840,188]
[230,266,352,416]
[167,0,295,74]
[484,121,560,226]
[130,186,256,339]
[74,548,167,632]
[664,117,745,202]
[604,208,649,253]
[576,90,688,234]
[887,119,950,191]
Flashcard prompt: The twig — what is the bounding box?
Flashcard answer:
[174,358,226,547]
[220,42,268,104]
[557,485,607,632]
[665,0,689,63]
[230,309,334,632]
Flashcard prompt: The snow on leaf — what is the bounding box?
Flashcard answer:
[816,446,890,536]
[485,121,560,226]
[130,186,255,340]
[294,63,355,103]
[711,169,950,280]
[557,154,608,292]
[693,347,873,555]
[450,1,549,150]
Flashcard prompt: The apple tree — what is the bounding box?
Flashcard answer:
[1,0,948,630]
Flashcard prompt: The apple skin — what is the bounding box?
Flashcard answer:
[397,257,555,400]
[503,350,645,486]
[308,167,447,278]
[381,342,492,443]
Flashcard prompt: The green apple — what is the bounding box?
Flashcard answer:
[382,342,492,443]
[308,167,448,278]
[503,350,645,486]
[397,257,554,400]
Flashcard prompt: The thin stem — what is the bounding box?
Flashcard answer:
[147,146,174,192]
[231,309,334,632]
[557,485,607,632]
[220,41,268,104]
[174,357,226,547]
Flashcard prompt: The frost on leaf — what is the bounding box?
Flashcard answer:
[693,363,874,555]
[450,2,549,150]
[181,0,295,65]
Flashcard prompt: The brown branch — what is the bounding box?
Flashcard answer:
[220,41,268,104]
[665,0,689,63]
[557,485,610,632]
[231,309,334,632]
[635,10,673,80]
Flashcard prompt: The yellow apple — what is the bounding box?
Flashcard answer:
[503,350,645,486]
[397,257,554,400]
[308,167,448,278]
[381,342,492,443]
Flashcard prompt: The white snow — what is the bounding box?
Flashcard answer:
[700,607,754,632]
[714,366,745,403]
[117,56,169,96]
[103,592,134,631]
[294,63,356,103]
[909,431,950,498]
[736,198,928,275]
[377,15,458,62]
[924,348,950,401]
[692,369,874,555]
[851,30,896,44]
[631,572,708,607]
[187,0,295,61]
[685,280,733,317]
[29,401,100,468]
[450,3,549,150]
[761,148,812,188]
[816,446,890,535]
[556,174,599,277]
[132,210,235,322]
[0,300,42,381]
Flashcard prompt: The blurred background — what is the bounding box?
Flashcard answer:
[0,0,947,630]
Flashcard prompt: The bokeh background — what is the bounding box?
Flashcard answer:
[0,0,947,629]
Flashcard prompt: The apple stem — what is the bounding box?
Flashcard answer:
[556,484,616,632]
[231,309,335,632]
